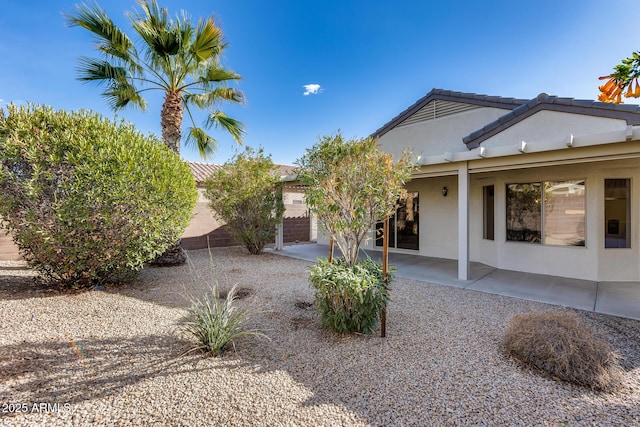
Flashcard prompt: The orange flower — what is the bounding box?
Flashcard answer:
[598,75,625,103]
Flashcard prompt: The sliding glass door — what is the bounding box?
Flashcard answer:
[376,192,419,250]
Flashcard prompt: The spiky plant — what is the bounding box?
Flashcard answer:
[178,283,267,356]
[176,250,268,357]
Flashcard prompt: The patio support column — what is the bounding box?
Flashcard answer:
[275,185,284,251]
[275,221,284,250]
[458,162,469,280]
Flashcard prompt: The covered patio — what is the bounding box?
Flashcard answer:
[267,242,640,321]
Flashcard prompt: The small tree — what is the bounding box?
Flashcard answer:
[204,147,285,254]
[598,51,640,103]
[295,132,414,267]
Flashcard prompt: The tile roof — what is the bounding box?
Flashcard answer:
[369,88,640,150]
[463,93,640,149]
[188,161,295,184]
[188,162,221,184]
[371,88,528,139]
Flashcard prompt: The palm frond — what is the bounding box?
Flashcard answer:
[186,127,217,160]
[191,17,224,62]
[183,88,244,108]
[77,57,128,84]
[206,111,245,145]
[65,2,134,61]
[103,83,147,111]
[130,0,180,57]
[201,66,242,84]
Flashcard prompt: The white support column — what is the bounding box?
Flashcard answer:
[275,185,284,250]
[275,221,284,250]
[458,162,469,280]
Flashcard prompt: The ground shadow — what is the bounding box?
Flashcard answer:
[0,334,250,421]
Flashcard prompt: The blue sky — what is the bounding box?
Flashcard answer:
[2,0,640,165]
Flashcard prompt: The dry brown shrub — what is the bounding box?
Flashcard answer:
[502,310,623,391]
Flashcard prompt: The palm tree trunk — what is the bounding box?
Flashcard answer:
[153,89,186,266]
[161,90,183,154]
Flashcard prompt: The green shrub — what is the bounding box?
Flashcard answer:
[204,147,285,255]
[309,258,391,334]
[502,311,623,391]
[0,104,197,287]
[176,253,267,356]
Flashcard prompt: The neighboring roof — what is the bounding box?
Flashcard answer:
[371,88,528,139]
[187,161,295,184]
[463,93,640,149]
[276,164,296,177]
[188,162,221,184]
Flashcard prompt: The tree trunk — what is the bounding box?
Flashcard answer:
[161,90,183,154]
[153,90,186,266]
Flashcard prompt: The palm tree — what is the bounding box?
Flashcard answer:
[66,0,244,158]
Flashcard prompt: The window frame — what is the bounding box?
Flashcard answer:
[505,179,586,247]
[483,185,495,241]
[604,178,631,249]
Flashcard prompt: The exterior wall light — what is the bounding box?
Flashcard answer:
[442,186,448,197]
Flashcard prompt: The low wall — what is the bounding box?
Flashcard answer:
[1,216,312,260]
[0,230,21,261]
[182,216,311,250]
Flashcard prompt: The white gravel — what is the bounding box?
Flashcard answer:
[1,247,639,426]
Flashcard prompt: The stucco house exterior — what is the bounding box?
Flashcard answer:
[182,162,312,250]
[354,89,640,282]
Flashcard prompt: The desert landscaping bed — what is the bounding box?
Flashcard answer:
[1,247,639,426]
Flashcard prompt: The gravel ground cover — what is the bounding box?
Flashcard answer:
[0,247,639,426]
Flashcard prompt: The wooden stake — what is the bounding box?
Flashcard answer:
[381,216,389,338]
[328,236,334,263]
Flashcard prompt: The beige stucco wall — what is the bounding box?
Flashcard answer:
[469,158,640,281]
[363,156,639,282]
[182,188,224,238]
[184,187,310,240]
[479,111,627,149]
[377,107,510,158]
[306,104,640,281]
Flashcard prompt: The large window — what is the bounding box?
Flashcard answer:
[605,179,630,248]
[506,180,585,246]
[506,183,542,243]
[544,181,585,246]
[376,191,419,250]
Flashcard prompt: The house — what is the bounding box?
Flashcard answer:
[182,162,313,250]
[357,89,640,282]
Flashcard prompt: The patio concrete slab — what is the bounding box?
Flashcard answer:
[465,269,598,311]
[596,282,640,321]
[267,243,640,321]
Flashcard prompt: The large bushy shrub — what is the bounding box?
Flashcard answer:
[0,104,197,287]
[204,147,285,255]
[309,258,391,334]
[502,311,623,391]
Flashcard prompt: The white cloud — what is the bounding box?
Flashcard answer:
[303,84,322,96]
